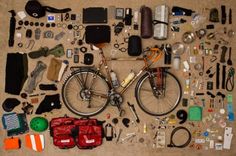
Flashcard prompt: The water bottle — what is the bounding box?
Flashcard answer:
[110,70,119,88]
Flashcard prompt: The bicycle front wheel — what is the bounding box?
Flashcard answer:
[135,71,182,116]
[62,69,110,116]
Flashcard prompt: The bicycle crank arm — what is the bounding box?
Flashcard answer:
[127,102,140,123]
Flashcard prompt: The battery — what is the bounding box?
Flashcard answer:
[153,5,169,40]
[66,49,73,58]
[115,8,124,20]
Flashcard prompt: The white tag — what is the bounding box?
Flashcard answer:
[156,131,165,148]
[17,11,26,19]
[86,139,95,144]
[183,61,190,71]
[223,127,233,149]
[215,143,223,150]
[195,139,205,144]
[61,139,70,143]
[209,140,214,149]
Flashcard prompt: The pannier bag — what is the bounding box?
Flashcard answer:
[50,117,103,149]
[25,0,71,18]
[85,25,111,44]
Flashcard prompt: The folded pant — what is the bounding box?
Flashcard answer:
[5,53,28,95]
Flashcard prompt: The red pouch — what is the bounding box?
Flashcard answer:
[77,125,102,149]
[53,135,76,149]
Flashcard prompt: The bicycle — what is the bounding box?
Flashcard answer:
[61,45,182,117]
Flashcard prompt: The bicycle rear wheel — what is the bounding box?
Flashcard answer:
[135,71,182,116]
[62,68,110,116]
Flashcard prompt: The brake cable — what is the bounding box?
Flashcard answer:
[167,126,192,148]
[226,67,235,92]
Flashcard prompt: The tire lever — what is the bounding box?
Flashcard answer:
[127,102,140,123]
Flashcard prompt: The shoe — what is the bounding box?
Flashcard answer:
[47,44,65,57]
[28,47,49,59]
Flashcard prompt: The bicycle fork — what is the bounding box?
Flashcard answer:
[147,68,166,98]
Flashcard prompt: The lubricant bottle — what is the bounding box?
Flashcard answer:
[121,70,135,87]
[110,70,119,88]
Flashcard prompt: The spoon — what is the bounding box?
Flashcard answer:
[227,47,233,65]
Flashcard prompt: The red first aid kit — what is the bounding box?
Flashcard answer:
[50,117,103,149]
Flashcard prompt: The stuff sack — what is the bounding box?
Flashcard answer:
[25,0,71,18]
[128,35,142,56]
[140,6,153,38]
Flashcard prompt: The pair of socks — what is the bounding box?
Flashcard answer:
[24,61,47,94]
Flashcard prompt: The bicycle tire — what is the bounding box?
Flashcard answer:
[62,68,111,116]
[135,71,182,116]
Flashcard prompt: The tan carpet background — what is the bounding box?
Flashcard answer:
[0,0,236,156]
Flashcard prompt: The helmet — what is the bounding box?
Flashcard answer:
[30,117,48,132]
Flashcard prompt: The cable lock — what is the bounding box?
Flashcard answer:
[226,67,235,92]
[167,126,192,148]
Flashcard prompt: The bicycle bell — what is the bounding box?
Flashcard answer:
[182,31,196,44]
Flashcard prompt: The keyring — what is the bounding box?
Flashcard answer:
[57,23,62,28]
[114,43,119,49]
[119,47,127,52]
[73,25,79,30]
[78,25,85,30]
[80,47,87,53]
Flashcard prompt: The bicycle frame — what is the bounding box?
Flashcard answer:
[95,48,164,95]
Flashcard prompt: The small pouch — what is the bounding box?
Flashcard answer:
[77,125,102,149]
[47,58,62,81]
[4,137,21,150]
[53,135,76,149]
[128,35,142,56]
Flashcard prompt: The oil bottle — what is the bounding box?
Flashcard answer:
[121,70,135,88]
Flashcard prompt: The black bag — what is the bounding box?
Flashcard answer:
[128,35,142,56]
[25,0,71,18]
[85,25,111,44]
